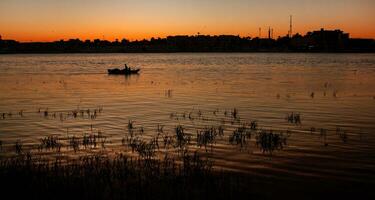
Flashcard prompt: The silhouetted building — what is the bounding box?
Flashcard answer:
[305,29,349,51]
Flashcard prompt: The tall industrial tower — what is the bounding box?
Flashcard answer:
[289,15,293,38]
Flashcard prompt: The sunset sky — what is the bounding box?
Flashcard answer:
[1,0,374,42]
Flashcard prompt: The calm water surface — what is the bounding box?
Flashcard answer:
[0,53,375,181]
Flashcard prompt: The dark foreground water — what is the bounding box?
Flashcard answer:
[0,53,375,183]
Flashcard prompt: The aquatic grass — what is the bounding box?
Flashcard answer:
[218,125,225,137]
[68,136,80,152]
[15,140,23,155]
[163,134,174,150]
[44,108,49,117]
[229,124,252,150]
[82,132,105,149]
[320,128,328,146]
[336,127,348,143]
[128,120,134,130]
[181,151,213,176]
[255,130,288,154]
[232,108,238,119]
[196,126,218,152]
[286,112,301,124]
[134,139,157,160]
[157,124,164,133]
[39,136,62,152]
[18,110,24,117]
[250,120,258,130]
[165,89,173,98]
[174,125,191,151]
[0,150,247,200]
[0,105,368,199]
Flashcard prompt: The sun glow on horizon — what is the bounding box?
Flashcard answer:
[0,0,374,42]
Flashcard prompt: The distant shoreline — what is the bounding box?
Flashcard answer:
[2,29,375,54]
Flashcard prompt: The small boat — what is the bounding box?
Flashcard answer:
[107,67,140,75]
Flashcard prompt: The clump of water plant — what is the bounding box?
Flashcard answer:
[165,89,173,98]
[250,120,258,130]
[134,139,157,160]
[39,136,61,152]
[163,134,174,150]
[1,149,254,200]
[15,140,23,155]
[82,132,106,149]
[174,125,191,151]
[255,130,288,154]
[157,124,164,133]
[229,124,252,150]
[232,108,238,119]
[181,150,213,176]
[336,127,348,143]
[320,128,328,146]
[196,126,218,152]
[68,136,80,152]
[44,108,49,117]
[128,120,134,130]
[286,112,301,124]
[18,110,24,117]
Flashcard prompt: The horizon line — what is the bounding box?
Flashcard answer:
[2,29,375,43]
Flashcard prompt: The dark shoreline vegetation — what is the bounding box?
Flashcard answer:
[1,29,374,54]
[1,106,374,199]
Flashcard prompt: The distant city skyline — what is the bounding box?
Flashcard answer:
[1,0,374,42]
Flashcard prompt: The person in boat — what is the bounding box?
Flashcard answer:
[124,64,129,71]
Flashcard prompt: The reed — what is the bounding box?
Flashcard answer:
[196,126,218,152]
[39,136,61,152]
[255,130,288,154]
[18,109,24,117]
[0,107,368,199]
[163,134,174,150]
[157,124,164,133]
[175,125,191,151]
[44,108,49,117]
[68,136,80,152]
[336,127,348,143]
[286,112,301,124]
[320,128,328,146]
[1,149,253,200]
[229,124,252,150]
[232,108,238,119]
[15,140,23,154]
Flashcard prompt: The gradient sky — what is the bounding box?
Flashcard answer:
[1,0,374,42]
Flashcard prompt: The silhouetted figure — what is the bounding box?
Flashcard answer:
[124,64,128,71]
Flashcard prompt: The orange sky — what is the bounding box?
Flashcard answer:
[0,0,374,42]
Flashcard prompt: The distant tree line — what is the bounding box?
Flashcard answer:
[0,29,374,53]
